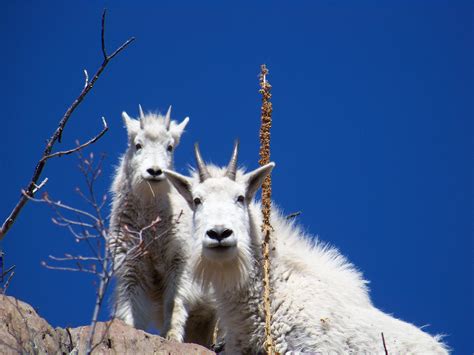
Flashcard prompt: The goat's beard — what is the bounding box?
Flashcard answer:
[192,243,253,294]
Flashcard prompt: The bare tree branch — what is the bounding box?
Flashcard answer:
[101,9,108,60]
[83,69,89,89]
[286,211,302,220]
[0,9,135,240]
[41,262,97,274]
[1,265,16,294]
[32,178,49,194]
[1,265,16,281]
[23,192,100,223]
[41,117,108,161]
[49,255,100,262]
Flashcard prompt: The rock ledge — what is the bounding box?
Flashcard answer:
[0,295,214,354]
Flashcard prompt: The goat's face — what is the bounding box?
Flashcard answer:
[191,176,250,262]
[122,107,189,195]
[164,142,274,265]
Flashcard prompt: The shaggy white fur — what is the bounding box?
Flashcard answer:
[165,158,449,354]
[108,107,216,345]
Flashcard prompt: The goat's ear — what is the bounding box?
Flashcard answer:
[169,116,190,146]
[163,169,194,207]
[244,162,275,201]
[122,111,140,139]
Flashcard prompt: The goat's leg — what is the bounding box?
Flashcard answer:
[184,307,217,347]
[112,254,151,330]
[162,294,188,341]
[161,273,189,342]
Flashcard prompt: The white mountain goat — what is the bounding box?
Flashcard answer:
[164,142,448,354]
[108,106,216,345]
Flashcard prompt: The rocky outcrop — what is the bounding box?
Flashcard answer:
[0,295,214,354]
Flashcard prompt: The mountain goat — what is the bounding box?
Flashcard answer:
[164,142,448,354]
[108,106,216,345]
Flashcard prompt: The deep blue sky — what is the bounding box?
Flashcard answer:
[1,1,472,353]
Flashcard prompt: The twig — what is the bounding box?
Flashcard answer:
[381,332,389,355]
[2,270,15,294]
[259,64,275,354]
[53,216,95,228]
[41,117,108,161]
[49,255,99,262]
[101,10,107,59]
[1,265,16,294]
[286,211,302,220]
[41,262,97,274]
[83,69,89,89]
[22,191,100,223]
[85,257,108,354]
[1,265,16,280]
[0,9,135,240]
[32,178,49,194]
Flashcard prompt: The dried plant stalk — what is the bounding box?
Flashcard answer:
[259,64,275,354]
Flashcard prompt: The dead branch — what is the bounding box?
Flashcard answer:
[286,211,302,220]
[41,117,108,161]
[23,192,100,223]
[0,9,135,240]
[1,265,16,294]
[49,255,100,262]
[40,262,97,274]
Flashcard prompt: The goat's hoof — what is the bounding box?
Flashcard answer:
[165,331,182,343]
[211,340,225,353]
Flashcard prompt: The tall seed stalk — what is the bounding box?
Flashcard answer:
[259,64,275,354]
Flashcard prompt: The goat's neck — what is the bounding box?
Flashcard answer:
[139,180,171,205]
[127,180,174,224]
[217,213,268,351]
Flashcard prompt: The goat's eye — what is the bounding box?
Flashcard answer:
[193,197,202,206]
[167,145,173,152]
[135,143,142,150]
[237,195,245,203]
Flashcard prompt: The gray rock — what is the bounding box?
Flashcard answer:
[0,295,214,354]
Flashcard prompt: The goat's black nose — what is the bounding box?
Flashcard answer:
[147,168,163,177]
[206,228,233,242]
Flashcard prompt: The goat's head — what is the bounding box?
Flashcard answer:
[122,105,189,195]
[164,141,274,289]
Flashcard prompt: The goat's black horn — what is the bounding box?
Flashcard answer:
[165,105,172,130]
[138,104,145,118]
[194,143,210,182]
[225,140,239,181]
